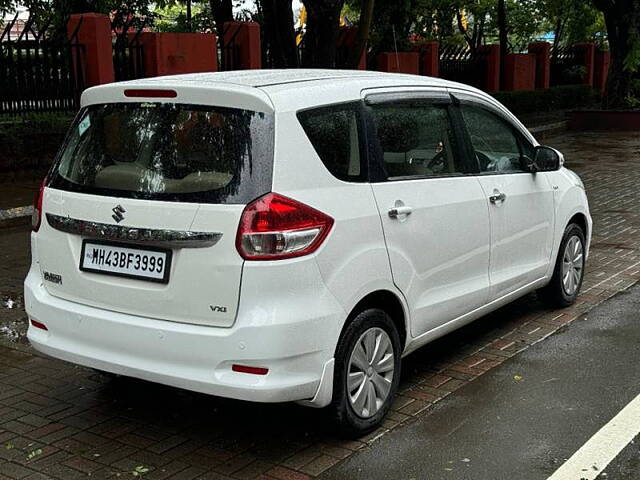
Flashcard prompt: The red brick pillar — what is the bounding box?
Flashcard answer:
[420,41,439,77]
[594,49,610,91]
[478,44,500,92]
[528,42,550,89]
[223,22,261,70]
[574,42,596,86]
[375,52,420,74]
[67,13,114,87]
[138,32,217,77]
[503,54,536,91]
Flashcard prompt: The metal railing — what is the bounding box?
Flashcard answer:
[0,14,85,115]
[438,44,488,89]
[113,29,146,81]
[550,45,582,86]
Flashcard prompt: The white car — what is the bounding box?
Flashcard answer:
[25,70,591,435]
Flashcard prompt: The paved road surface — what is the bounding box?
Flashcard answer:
[322,284,640,480]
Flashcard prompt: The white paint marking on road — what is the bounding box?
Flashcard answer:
[546,393,640,480]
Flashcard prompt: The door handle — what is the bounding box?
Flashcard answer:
[388,206,413,218]
[489,192,507,204]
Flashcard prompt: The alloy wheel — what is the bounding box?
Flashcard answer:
[562,235,584,296]
[347,327,395,418]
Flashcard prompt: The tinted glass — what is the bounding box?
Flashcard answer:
[461,104,534,174]
[368,102,466,179]
[297,103,364,182]
[50,103,274,204]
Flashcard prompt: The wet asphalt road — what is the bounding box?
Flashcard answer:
[322,284,640,480]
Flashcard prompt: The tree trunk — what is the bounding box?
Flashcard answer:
[301,0,344,68]
[261,0,299,68]
[349,0,374,68]
[497,0,508,89]
[209,0,234,37]
[593,0,640,108]
[186,0,192,32]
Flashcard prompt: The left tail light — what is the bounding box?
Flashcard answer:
[32,178,46,232]
[236,193,334,260]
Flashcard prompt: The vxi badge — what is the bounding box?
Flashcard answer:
[43,271,63,285]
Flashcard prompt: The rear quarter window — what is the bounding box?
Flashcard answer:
[297,102,366,182]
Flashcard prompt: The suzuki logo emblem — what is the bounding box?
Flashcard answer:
[112,205,126,223]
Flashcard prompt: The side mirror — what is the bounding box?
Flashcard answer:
[533,146,564,172]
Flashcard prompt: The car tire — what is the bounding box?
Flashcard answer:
[331,308,402,437]
[538,223,586,308]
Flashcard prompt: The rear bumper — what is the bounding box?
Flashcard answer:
[24,267,341,405]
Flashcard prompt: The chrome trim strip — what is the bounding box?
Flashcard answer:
[46,213,222,249]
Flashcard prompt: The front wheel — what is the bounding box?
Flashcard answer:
[331,308,401,437]
[539,223,586,307]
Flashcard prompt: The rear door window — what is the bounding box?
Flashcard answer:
[50,103,274,204]
[366,101,471,179]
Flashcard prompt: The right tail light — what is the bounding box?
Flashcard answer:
[236,193,334,260]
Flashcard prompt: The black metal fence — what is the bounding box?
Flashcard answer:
[219,23,241,71]
[113,31,145,81]
[0,15,86,115]
[550,45,583,86]
[439,44,488,89]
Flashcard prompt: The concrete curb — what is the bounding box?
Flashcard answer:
[528,120,568,140]
[0,120,568,231]
[0,205,33,229]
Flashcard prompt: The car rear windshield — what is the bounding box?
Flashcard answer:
[49,102,274,204]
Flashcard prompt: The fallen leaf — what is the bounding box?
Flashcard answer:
[514,375,523,382]
[27,448,43,460]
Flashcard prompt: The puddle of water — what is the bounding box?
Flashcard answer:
[1,293,23,310]
[0,316,29,344]
[0,292,29,344]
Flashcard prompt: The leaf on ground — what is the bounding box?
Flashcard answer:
[27,448,43,460]
[514,375,523,382]
[132,465,150,477]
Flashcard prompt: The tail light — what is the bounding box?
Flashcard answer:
[236,193,334,260]
[32,178,47,232]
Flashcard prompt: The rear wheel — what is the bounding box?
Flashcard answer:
[331,308,401,437]
[539,223,586,307]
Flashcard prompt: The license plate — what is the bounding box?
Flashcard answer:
[80,241,172,283]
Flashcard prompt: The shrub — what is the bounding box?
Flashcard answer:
[491,85,601,116]
[0,112,74,172]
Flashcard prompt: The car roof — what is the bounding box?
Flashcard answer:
[123,69,450,88]
[84,69,487,113]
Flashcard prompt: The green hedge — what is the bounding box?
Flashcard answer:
[0,112,74,171]
[491,85,601,116]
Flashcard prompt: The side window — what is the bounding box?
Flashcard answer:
[367,102,467,179]
[460,104,535,174]
[297,103,364,182]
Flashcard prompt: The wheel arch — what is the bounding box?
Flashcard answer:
[568,212,589,239]
[338,289,408,354]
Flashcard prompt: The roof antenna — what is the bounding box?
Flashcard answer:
[392,25,400,71]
